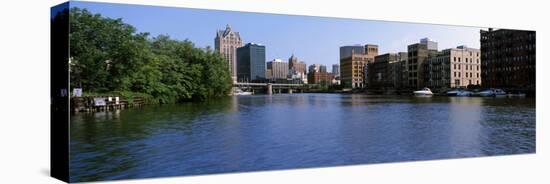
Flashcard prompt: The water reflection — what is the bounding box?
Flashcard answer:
[70,94,535,182]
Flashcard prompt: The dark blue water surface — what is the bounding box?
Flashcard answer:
[69,94,536,182]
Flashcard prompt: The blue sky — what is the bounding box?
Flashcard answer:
[69,1,483,71]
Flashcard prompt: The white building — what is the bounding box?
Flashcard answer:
[427,45,481,90]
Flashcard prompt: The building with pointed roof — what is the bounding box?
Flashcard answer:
[215,24,243,82]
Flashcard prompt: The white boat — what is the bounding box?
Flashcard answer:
[478,89,494,97]
[457,90,473,97]
[413,87,434,97]
[233,88,252,96]
[478,88,506,97]
[447,89,472,96]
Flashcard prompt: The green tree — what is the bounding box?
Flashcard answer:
[68,7,232,104]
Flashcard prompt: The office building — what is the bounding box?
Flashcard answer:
[332,64,340,77]
[288,54,307,75]
[267,59,289,80]
[340,44,378,88]
[369,52,407,90]
[215,24,243,82]
[236,43,266,82]
[426,46,481,91]
[406,38,438,89]
[480,28,536,92]
[308,71,334,85]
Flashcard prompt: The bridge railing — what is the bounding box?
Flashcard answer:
[234,82,305,87]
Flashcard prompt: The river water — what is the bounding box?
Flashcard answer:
[69,94,536,182]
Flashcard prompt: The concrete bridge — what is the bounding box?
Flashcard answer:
[233,82,306,94]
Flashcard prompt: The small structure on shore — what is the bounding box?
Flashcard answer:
[71,96,145,112]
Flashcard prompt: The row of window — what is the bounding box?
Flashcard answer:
[453,72,480,78]
[453,64,480,71]
[453,57,480,64]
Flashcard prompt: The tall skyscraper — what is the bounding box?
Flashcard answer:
[236,43,265,82]
[215,24,243,82]
[480,28,536,93]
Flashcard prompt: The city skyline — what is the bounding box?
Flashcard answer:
[72,1,483,72]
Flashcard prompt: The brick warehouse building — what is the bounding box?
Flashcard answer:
[480,28,536,94]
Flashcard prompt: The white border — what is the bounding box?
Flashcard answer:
[0,0,546,183]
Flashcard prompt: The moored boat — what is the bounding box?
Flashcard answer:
[447,89,473,97]
[446,89,459,96]
[413,87,434,97]
[457,90,473,96]
[477,88,506,97]
[233,88,252,96]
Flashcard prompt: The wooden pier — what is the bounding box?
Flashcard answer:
[71,96,146,112]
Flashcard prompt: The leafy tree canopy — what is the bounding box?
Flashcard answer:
[65,7,232,103]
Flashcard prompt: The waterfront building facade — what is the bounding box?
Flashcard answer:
[426,46,481,91]
[406,39,438,89]
[369,52,407,90]
[267,59,289,80]
[236,43,266,82]
[480,28,536,92]
[215,24,243,82]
